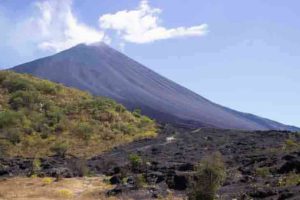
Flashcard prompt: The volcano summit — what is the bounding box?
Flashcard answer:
[12,43,299,131]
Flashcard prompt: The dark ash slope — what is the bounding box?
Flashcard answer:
[11,43,299,131]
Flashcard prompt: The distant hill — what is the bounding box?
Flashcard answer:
[11,43,299,131]
[0,71,156,158]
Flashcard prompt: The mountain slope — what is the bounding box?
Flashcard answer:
[0,71,156,157]
[11,43,299,131]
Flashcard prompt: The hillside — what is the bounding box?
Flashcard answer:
[12,43,299,131]
[0,71,156,158]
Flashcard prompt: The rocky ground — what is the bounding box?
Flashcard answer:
[1,125,300,199]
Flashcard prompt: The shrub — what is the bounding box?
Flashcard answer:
[129,153,142,170]
[0,71,8,84]
[32,158,41,174]
[135,174,147,188]
[188,152,226,200]
[50,141,69,156]
[5,128,22,145]
[283,139,299,151]
[54,118,68,133]
[133,109,141,118]
[138,116,153,128]
[9,91,40,110]
[80,98,114,112]
[115,104,126,113]
[120,123,137,135]
[2,77,34,92]
[45,107,63,127]
[0,141,9,158]
[278,172,300,186]
[255,167,270,178]
[42,177,53,185]
[34,122,51,136]
[94,111,114,122]
[36,81,57,94]
[0,111,22,129]
[74,122,93,141]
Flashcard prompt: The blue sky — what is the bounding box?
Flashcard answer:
[0,0,299,127]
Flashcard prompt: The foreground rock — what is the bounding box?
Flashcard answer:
[1,125,300,199]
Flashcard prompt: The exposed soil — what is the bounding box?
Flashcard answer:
[0,177,114,200]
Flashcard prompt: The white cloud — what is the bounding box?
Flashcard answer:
[1,0,208,60]
[99,0,208,44]
[32,0,107,52]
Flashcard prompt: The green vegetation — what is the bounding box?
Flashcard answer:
[0,140,8,158]
[74,122,93,142]
[42,177,54,185]
[31,158,41,175]
[50,141,69,157]
[188,152,226,200]
[0,71,157,157]
[135,174,147,188]
[278,172,300,186]
[255,167,270,178]
[283,139,300,151]
[129,153,143,170]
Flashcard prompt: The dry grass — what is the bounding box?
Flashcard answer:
[0,177,184,200]
[0,177,115,200]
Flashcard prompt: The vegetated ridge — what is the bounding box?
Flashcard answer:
[0,71,156,158]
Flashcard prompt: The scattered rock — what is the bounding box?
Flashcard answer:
[47,167,73,178]
[107,186,123,196]
[166,171,189,190]
[278,190,294,200]
[146,171,165,184]
[110,175,121,185]
[278,159,300,174]
[248,187,277,198]
[178,163,194,171]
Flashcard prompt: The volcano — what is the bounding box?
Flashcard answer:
[11,43,299,131]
